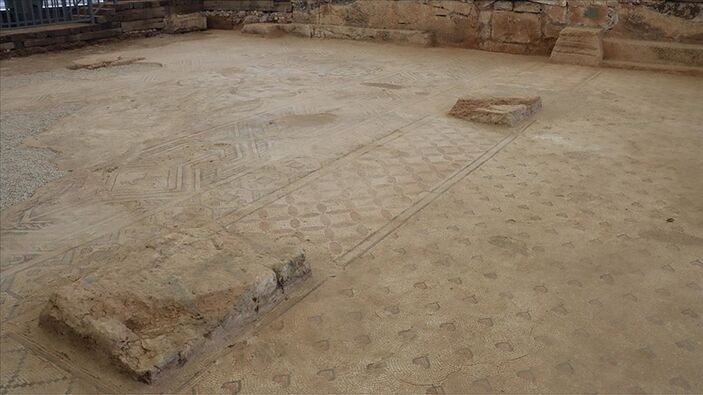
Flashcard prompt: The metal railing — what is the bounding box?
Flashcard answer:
[0,0,109,28]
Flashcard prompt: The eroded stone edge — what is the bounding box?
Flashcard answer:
[38,251,310,383]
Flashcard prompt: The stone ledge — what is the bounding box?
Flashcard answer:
[602,60,703,77]
[603,37,703,68]
[117,7,167,22]
[121,18,166,32]
[39,228,310,383]
[242,23,435,47]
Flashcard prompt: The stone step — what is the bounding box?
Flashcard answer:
[203,0,291,12]
[121,17,165,32]
[603,37,703,68]
[602,60,703,77]
[96,7,117,15]
[95,15,112,24]
[0,22,118,43]
[242,23,434,47]
[20,28,121,48]
[102,0,170,11]
[549,27,603,67]
[116,6,167,22]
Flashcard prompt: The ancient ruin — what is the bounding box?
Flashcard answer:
[40,227,310,383]
[1,0,702,393]
[449,96,542,126]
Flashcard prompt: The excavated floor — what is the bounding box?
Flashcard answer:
[1,31,702,393]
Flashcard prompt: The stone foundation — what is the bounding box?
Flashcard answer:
[0,23,122,57]
[40,228,311,383]
[204,0,703,57]
[3,1,700,59]
[242,22,435,46]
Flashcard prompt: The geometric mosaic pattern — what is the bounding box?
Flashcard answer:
[2,32,702,393]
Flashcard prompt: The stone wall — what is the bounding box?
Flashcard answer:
[610,1,702,44]
[205,0,703,55]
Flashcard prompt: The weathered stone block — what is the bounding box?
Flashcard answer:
[494,1,513,11]
[544,4,567,24]
[75,28,121,41]
[40,229,311,383]
[449,96,542,126]
[602,38,703,68]
[241,22,287,36]
[543,21,565,39]
[165,13,207,33]
[610,3,703,45]
[121,18,165,32]
[479,40,529,55]
[550,26,603,66]
[206,15,235,30]
[569,3,610,28]
[531,0,566,5]
[117,7,166,22]
[491,10,542,44]
[479,10,492,40]
[242,23,435,47]
[514,1,542,14]
[23,35,70,48]
[203,0,288,12]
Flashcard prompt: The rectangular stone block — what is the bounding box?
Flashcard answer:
[76,28,121,41]
[544,4,568,24]
[112,0,167,11]
[121,18,165,32]
[479,40,529,55]
[491,10,542,44]
[203,0,275,11]
[117,7,167,22]
[494,1,513,11]
[23,35,70,48]
[603,37,703,68]
[242,23,435,47]
[40,228,311,383]
[531,0,566,5]
[449,96,542,126]
[206,15,235,30]
[165,13,207,33]
[514,1,542,13]
[569,3,610,28]
[550,26,603,66]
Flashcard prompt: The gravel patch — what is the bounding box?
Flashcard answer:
[0,104,79,210]
[0,63,162,210]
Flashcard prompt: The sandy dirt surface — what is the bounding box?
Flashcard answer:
[1,31,702,393]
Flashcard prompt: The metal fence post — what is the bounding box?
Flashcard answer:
[86,0,92,23]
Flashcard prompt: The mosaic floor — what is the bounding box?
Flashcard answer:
[1,31,702,393]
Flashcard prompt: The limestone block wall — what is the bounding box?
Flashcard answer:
[609,1,702,44]
[206,0,703,55]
